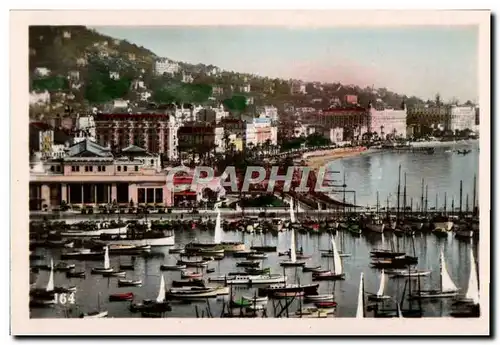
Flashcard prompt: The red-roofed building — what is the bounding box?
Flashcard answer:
[94,113,179,160]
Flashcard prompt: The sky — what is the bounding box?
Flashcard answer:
[92,26,478,103]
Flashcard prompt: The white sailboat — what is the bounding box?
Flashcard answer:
[280,229,306,267]
[91,246,113,274]
[368,269,391,301]
[355,272,365,318]
[410,247,459,299]
[455,244,479,305]
[313,236,345,280]
[465,246,480,305]
[46,258,54,292]
[213,206,223,245]
[156,274,166,303]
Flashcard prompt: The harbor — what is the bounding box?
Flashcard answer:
[29,221,479,318]
[29,143,481,319]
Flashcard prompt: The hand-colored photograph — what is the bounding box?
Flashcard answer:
[12,9,490,336]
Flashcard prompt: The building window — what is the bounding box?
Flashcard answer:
[89,166,93,172]
[50,166,55,172]
[150,159,154,165]
[76,166,80,172]
[124,166,128,172]
[102,166,106,172]
[85,166,89,172]
[135,166,139,172]
[56,166,61,172]
[155,188,163,204]
[117,166,121,172]
[138,188,146,204]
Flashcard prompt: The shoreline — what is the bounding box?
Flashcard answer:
[304,147,367,171]
[304,139,479,171]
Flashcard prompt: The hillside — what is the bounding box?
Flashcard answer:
[29,26,426,119]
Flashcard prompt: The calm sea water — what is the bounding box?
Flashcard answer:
[326,142,480,209]
[30,143,481,318]
[30,229,478,319]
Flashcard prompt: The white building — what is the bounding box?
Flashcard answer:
[369,104,408,139]
[258,105,279,122]
[182,73,194,83]
[240,84,251,93]
[214,105,229,122]
[293,123,315,138]
[167,116,180,160]
[68,70,80,80]
[113,99,129,109]
[154,59,180,75]
[245,117,278,147]
[132,80,145,90]
[35,67,51,77]
[214,127,225,153]
[29,90,51,105]
[329,127,344,144]
[73,116,97,144]
[140,91,152,101]
[109,71,120,80]
[450,105,476,131]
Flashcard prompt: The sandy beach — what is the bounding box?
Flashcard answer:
[304,147,368,171]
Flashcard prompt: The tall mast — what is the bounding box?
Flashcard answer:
[472,174,477,214]
[435,194,438,212]
[420,178,424,213]
[403,172,407,219]
[376,191,380,216]
[444,192,447,215]
[466,194,469,213]
[459,180,463,216]
[425,185,429,215]
[396,164,401,222]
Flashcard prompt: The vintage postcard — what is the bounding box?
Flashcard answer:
[11,9,490,336]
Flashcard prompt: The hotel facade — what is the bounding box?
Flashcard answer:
[29,140,176,210]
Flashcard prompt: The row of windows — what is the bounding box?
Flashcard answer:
[116,165,139,172]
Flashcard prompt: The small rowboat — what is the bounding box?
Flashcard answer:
[236,261,260,268]
[302,265,322,272]
[109,292,134,301]
[117,279,142,287]
[181,271,203,279]
[314,301,337,308]
[80,311,108,318]
[103,270,126,278]
[304,294,334,302]
[160,264,186,271]
[274,291,304,298]
[66,271,86,279]
[246,252,268,260]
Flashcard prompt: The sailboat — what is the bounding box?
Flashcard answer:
[409,247,459,299]
[370,232,405,258]
[355,272,365,318]
[91,246,114,274]
[368,269,391,301]
[321,232,351,258]
[129,274,171,313]
[30,258,76,304]
[454,243,479,305]
[280,229,306,267]
[313,236,345,280]
[185,204,244,253]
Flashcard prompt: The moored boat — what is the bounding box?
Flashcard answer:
[109,292,134,301]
